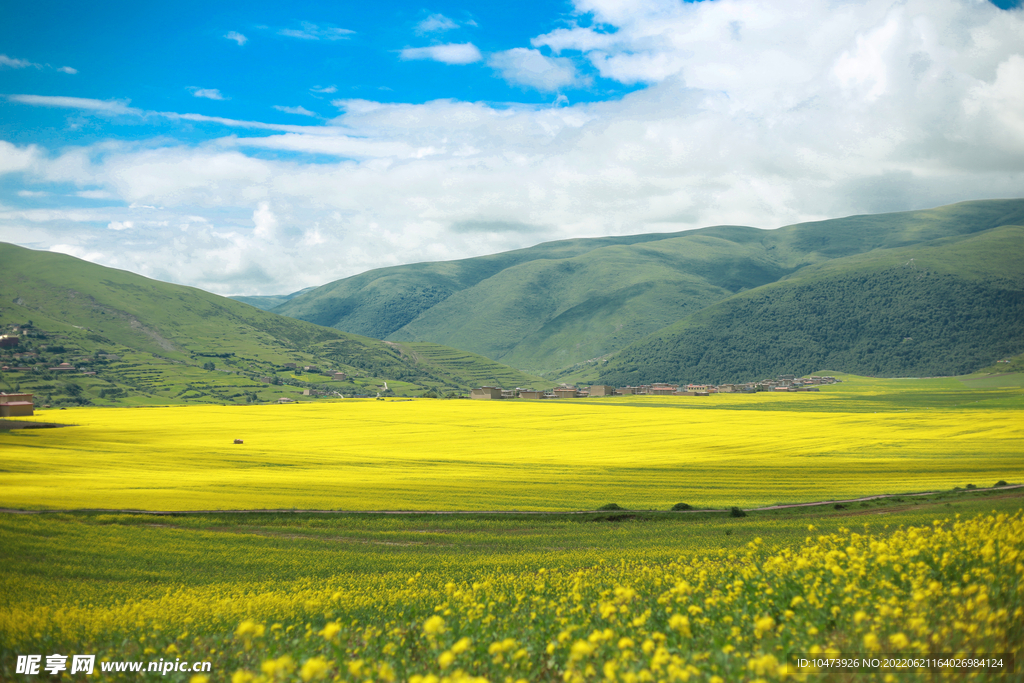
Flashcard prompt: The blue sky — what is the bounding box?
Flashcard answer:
[2,0,1022,295]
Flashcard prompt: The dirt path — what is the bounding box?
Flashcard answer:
[0,484,1019,516]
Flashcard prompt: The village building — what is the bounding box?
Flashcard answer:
[470,386,503,400]
[588,385,615,397]
[0,393,34,417]
[518,389,545,400]
[553,387,579,398]
[615,387,638,395]
[49,362,75,372]
[333,372,347,381]
[0,335,20,349]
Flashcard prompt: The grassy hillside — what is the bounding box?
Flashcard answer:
[600,225,1024,385]
[274,199,1024,377]
[0,244,538,405]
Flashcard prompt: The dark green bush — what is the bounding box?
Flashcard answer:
[671,502,693,511]
[729,507,746,518]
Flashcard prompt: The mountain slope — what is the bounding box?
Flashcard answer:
[275,199,1024,375]
[599,225,1024,385]
[0,244,540,404]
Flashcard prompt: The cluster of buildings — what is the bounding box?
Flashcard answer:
[470,375,838,400]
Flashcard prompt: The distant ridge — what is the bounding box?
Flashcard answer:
[270,199,1024,380]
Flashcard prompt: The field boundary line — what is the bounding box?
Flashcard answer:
[0,485,1019,516]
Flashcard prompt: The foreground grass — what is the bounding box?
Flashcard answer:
[0,490,1020,682]
[2,375,1022,511]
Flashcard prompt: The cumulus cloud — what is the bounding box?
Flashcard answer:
[400,43,483,65]
[225,31,248,46]
[57,66,77,74]
[3,0,1023,296]
[487,48,583,90]
[278,22,354,40]
[190,87,227,100]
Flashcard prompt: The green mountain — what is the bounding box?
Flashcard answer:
[273,199,1024,377]
[0,243,541,406]
[600,225,1024,385]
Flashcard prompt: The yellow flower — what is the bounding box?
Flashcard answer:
[754,616,775,638]
[889,632,910,649]
[668,613,692,637]
[423,615,445,636]
[299,657,330,682]
[235,620,264,639]
[318,621,341,640]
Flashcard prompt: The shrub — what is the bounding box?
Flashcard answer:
[597,503,624,511]
[966,483,977,489]
[729,506,746,518]
[834,503,847,510]
[671,502,694,511]
[994,480,1008,487]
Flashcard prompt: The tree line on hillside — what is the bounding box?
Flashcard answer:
[600,268,1024,385]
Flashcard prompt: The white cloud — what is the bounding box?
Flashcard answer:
[1,54,77,73]
[7,94,140,115]
[278,22,354,40]
[487,48,583,90]
[416,14,460,34]
[3,0,1023,297]
[76,190,115,199]
[18,190,48,197]
[190,88,227,100]
[50,244,105,262]
[0,141,39,174]
[6,94,338,134]
[400,43,483,65]
[225,31,248,46]
[0,54,39,69]
[107,220,134,230]
[252,201,278,239]
[273,105,318,117]
[310,85,337,94]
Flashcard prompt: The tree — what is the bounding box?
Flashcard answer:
[203,361,215,371]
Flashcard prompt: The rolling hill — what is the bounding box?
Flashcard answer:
[270,199,1024,378]
[0,243,541,406]
[599,225,1024,385]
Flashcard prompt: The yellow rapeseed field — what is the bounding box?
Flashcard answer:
[1,509,1020,682]
[1,379,1021,511]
